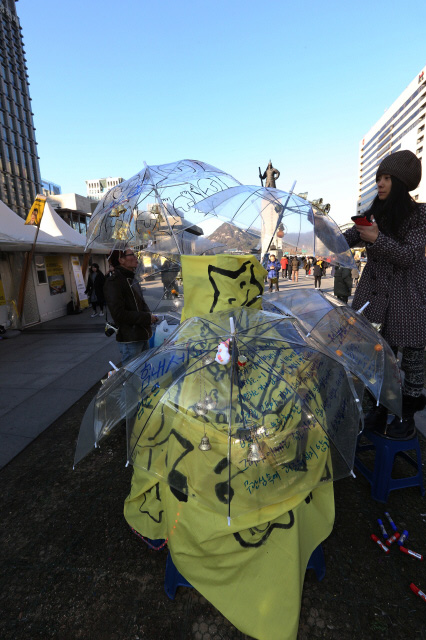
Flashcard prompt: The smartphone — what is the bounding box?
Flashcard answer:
[351,215,373,227]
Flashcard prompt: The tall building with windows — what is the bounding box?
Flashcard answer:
[41,178,61,197]
[357,66,426,213]
[0,0,42,218]
[85,176,124,201]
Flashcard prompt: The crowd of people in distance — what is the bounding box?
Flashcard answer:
[265,253,336,292]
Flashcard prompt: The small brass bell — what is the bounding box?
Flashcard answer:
[195,402,207,416]
[247,442,264,463]
[198,435,212,451]
[202,355,214,366]
[204,395,217,411]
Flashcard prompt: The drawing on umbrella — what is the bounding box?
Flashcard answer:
[123,307,362,521]
[85,159,241,251]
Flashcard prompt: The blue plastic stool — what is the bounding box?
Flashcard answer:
[355,429,425,503]
[306,543,326,581]
[164,552,192,599]
[164,544,325,599]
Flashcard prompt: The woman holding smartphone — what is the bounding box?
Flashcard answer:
[344,150,426,439]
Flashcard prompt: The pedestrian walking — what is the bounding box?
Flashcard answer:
[287,256,293,281]
[85,263,106,317]
[313,259,323,289]
[333,264,352,303]
[103,249,157,365]
[344,150,426,439]
[266,254,281,291]
[304,258,311,278]
[291,256,300,282]
[280,255,288,279]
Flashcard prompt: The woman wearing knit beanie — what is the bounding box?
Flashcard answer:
[344,150,426,439]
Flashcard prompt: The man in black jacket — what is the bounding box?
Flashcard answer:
[104,249,157,365]
[333,264,352,303]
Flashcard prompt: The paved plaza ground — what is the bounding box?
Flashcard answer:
[1,273,426,639]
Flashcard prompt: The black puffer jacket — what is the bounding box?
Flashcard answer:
[103,267,153,343]
[333,266,352,298]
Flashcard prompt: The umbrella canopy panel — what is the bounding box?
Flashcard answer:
[194,186,356,269]
[267,289,402,416]
[85,160,241,250]
[124,308,362,520]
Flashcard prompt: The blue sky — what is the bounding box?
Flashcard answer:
[18,0,426,224]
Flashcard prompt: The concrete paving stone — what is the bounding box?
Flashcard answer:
[0,387,41,417]
[0,387,83,438]
[0,359,68,375]
[54,364,111,391]
[22,349,89,364]
[0,371,60,390]
[0,432,33,469]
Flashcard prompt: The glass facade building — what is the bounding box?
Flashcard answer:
[41,178,61,196]
[357,67,426,213]
[0,0,42,219]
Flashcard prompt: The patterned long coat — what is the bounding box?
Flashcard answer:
[344,203,426,348]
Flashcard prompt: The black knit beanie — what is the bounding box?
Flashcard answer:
[376,150,422,191]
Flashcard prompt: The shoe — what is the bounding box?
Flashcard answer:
[91,312,99,318]
[99,311,104,316]
[381,394,426,440]
[383,417,416,440]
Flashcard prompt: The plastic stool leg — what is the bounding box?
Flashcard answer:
[164,552,193,600]
[306,544,325,581]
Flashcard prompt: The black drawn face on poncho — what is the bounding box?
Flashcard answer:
[208,260,264,313]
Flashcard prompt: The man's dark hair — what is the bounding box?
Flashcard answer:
[109,250,124,267]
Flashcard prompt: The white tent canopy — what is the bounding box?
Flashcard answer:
[0,199,108,253]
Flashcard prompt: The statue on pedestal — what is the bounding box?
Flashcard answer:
[259,161,280,188]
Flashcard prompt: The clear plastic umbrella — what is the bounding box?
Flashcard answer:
[194,185,356,269]
[85,159,241,250]
[265,288,402,417]
[123,307,363,522]
[73,313,180,467]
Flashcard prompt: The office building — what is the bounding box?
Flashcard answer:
[357,66,426,213]
[0,0,42,218]
[85,176,124,201]
[41,178,61,197]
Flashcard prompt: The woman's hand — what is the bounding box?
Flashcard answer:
[355,221,379,244]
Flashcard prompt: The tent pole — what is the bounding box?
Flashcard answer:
[81,251,91,278]
[16,223,40,318]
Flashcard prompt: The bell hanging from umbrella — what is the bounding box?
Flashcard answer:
[199,434,212,451]
[247,442,265,463]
